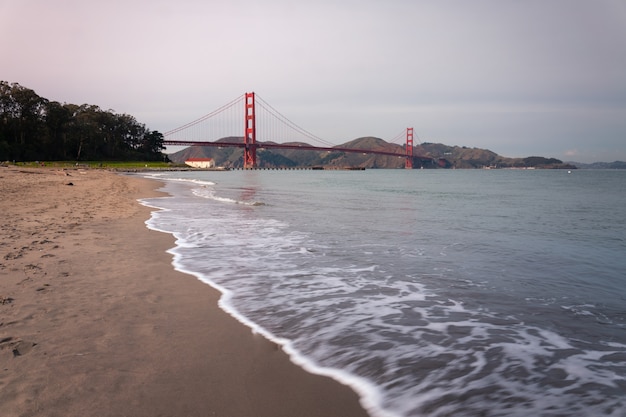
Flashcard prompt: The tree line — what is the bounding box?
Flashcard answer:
[0,81,166,162]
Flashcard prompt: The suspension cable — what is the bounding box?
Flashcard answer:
[164,94,245,136]
[255,94,336,147]
[388,129,407,145]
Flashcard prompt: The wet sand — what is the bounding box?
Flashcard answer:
[0,167,369,417]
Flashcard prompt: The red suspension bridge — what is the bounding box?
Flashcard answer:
[163,92,429,169]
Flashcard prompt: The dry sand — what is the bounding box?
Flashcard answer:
[0,167,369,417]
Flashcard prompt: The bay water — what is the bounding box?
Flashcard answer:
[139,169,626,417]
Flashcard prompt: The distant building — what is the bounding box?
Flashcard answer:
[185,158,215,168]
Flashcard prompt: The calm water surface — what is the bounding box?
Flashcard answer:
[141,169,626,417]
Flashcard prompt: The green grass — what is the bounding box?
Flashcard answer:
[13,161,185,169]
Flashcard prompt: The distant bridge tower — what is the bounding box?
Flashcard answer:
[244,92,257,168]
[405,127,414,169]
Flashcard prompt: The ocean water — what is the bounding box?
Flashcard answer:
[139,169,626,417]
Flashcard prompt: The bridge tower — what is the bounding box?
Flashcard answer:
[244,92,257,168]
[405,127,414,169]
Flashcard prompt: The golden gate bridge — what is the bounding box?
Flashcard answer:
[163,92,432,169]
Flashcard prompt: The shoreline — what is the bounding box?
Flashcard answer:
[0,167,369,417]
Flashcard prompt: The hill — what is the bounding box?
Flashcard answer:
[168,137,576,170]
[416,143,576,169]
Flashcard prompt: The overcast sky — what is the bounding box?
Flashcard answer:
[2,0,625,162]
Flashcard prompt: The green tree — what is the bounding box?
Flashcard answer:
[140,130,165,159]
[43,101,72,159]
[0,82,47,160]
[9,83,47,160]
[1,80,167,162]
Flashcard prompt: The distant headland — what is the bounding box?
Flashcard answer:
[168,136,581,170]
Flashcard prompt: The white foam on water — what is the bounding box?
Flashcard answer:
[138,173,626,417]
[138,178,401,417]
[191,185,266,206]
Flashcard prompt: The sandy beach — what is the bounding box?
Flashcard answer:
[0,167,369,417]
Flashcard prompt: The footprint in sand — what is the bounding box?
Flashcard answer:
[0,337,38,357]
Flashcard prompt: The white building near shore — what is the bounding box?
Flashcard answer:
[185,158,215,168]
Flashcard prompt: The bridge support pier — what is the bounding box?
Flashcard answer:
[244,92,257,169]
[405,127,414,169]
